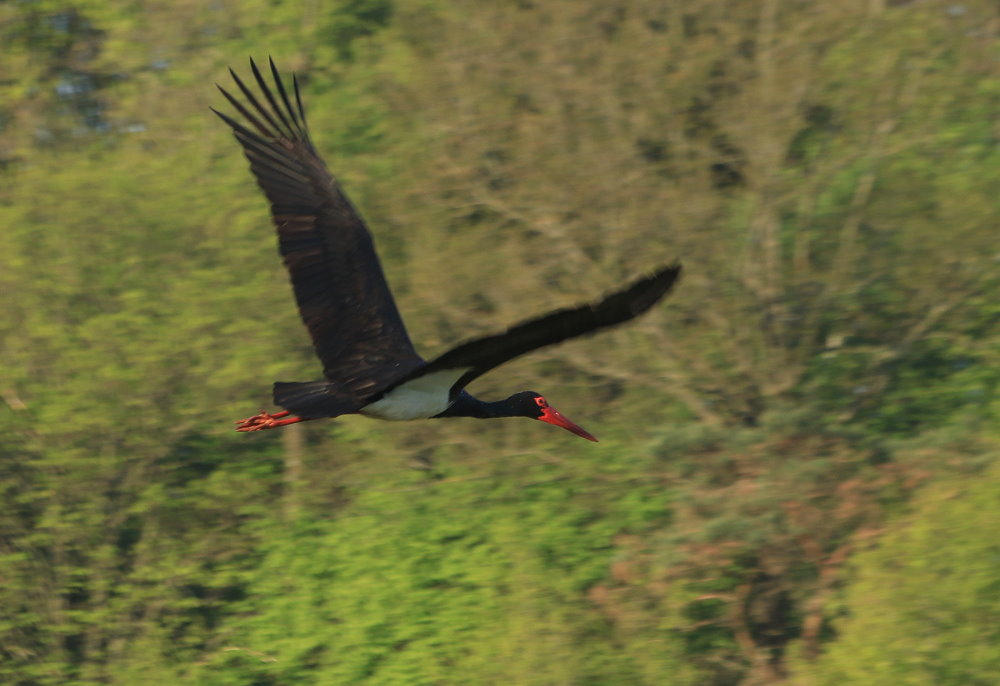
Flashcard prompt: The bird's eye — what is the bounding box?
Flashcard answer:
[535,397,547,408]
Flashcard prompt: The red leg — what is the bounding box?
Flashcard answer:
[271,416,303,427]
[235,409,304,432]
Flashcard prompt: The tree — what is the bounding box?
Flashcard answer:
[792,459,1000,686]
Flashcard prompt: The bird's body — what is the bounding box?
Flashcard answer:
[358,369,465,421]
[215,59,681,441]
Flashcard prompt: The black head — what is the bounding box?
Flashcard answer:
[507,391,598,442]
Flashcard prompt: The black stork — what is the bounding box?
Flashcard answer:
[214,59,681,442]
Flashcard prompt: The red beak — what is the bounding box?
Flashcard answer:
[537,405,599,442]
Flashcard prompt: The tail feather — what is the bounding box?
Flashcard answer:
[272,380,363,419]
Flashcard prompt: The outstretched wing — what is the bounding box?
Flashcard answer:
[395,263,682,396]
[213,58,424,397]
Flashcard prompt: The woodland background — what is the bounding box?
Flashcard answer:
[1,1,999,684]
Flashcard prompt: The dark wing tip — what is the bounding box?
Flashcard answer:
[655,261,683,281]
[623,262,683,316]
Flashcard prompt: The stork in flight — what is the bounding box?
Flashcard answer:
[214,59,681,442]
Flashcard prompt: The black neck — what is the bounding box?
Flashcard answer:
[434,391,517,419]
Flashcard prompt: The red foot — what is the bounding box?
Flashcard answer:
[234,409,302,432]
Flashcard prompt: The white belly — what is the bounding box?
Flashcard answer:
[358,369,467,421]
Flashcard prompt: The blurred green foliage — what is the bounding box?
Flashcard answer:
[792,461,1000,685]
[1,1,998,684]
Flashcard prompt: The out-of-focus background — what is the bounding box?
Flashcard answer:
[1,1,998,684]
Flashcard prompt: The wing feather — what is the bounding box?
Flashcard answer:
[215,58,424,398]
[399,264,682,395]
